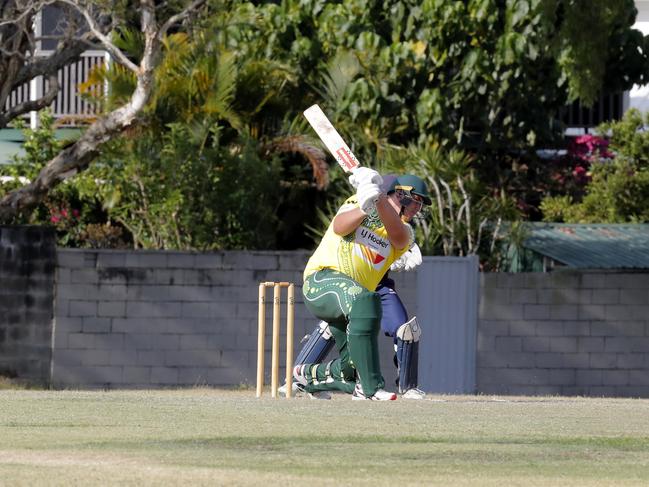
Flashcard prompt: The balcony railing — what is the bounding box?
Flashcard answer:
[558,91,627,132]
[4,50,108,127]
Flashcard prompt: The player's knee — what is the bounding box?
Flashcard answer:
[349,291,381,319]
[349,292,382,334]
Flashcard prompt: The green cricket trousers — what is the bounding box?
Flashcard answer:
[301,268,386,396]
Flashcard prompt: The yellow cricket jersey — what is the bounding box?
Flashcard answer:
[303,196,414,291]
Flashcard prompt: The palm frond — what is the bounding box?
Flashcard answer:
[264,135,329,190]
[317,50,361,107]
[113,27,145,58]
[204,51,242,129]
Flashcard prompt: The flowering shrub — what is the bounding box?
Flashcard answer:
[568,134,614,163]
[0,110,129,247]
[568,134,614,185]
[545,134,613,193]
[46,203,81,246]
[541,109,649,223]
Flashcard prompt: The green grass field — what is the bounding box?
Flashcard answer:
[1,388,648,486]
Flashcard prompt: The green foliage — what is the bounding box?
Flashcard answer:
[550,0,643,105]
[539,195,573,222]
[599,109,649,169]
[7,111,63,180]
[0,110,119,247]
[83,10,320,250]
[87,123,283,249]
[258,0,645,155]
[601,1,649,94]
[9,0,645,255]
[541,159,649,223]
[372,141,519,263]
[541,109,649,224]
[496,220,539,272]
[251,0,647,229]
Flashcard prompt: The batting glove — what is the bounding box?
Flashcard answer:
[349,167,383,189]
[356,182,381,214]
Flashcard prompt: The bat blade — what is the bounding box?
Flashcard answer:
[303,104,360,172]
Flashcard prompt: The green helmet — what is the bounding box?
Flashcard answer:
[388,174,432,206]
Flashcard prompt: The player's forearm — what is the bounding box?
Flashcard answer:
[332,208,366,236]
[376,195,410,249]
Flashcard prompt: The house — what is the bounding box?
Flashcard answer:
[505,223,649,272]
[0,6,106,165]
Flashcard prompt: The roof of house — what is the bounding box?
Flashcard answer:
[0,128,81,165]
[0,129,25,164]
[523,223,649,269]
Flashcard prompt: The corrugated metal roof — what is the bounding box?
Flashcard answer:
[523,223,649,269]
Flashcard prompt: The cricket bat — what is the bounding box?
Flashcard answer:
[303,104,360,173]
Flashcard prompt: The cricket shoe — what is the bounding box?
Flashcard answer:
[277,382,299,397]
[352,383,397,401]
[290,366,332,400]
[293,364,308,387]
[278,382,331,400]
[401,388,426,400]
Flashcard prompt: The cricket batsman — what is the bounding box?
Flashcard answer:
[281,245,426,400]
[293,171,432,400]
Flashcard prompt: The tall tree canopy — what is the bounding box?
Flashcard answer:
[255,0,648,152]
[0,0,647,254]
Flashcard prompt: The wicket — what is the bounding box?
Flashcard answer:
[256,281,295,398]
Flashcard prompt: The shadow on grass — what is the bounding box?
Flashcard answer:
[88,434,649,452]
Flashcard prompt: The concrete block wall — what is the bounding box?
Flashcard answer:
[52,249,317,389]
[0,226,56,384]
[478,271,649,397]
[2,231,647,397]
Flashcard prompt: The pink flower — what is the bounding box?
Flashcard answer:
[72,209,80,218]
[569,135,611,163]
[61,208,68,218]
[50,215,60,223]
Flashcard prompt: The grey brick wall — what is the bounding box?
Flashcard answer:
[4,231,648,397]
[0,226,56,384]
[478,271,649,397]
[51,249,317,389]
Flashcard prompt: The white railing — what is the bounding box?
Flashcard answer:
[4,50,108,127]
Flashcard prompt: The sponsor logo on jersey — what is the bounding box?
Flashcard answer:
[354,227,390,269]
